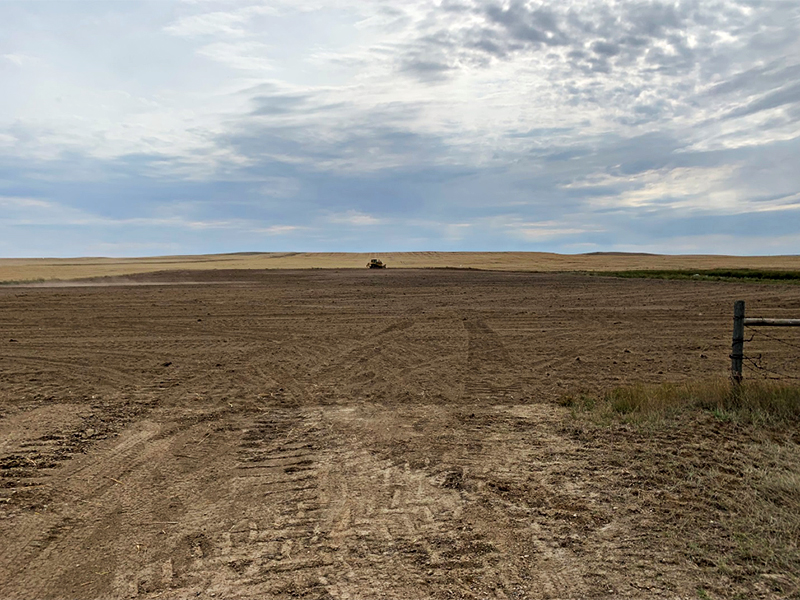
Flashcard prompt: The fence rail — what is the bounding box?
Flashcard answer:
[744,318,800,327]
[731,300,800,383]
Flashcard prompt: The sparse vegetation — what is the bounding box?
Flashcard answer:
[561,378,800,424]
[0,278,47,286]
[562,379,800,597]
[590,268,800,284]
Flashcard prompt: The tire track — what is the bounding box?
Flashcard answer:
[140,407,334,599]
[351,403,590,599]
[0,421,168,599]
[298,316,467,403]
[463,318,523,401]
[0,398,153,511]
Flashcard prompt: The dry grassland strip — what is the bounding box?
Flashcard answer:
[3,252,800,284]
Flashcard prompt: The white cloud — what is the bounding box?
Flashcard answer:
[252,225,305,235]
[0,196,302,235]
[576,165,800,216]
[443,222,471,241]
[0,196,96,226]
[744,192,800,214]
[609,234,800,256]
[329,211,382,226]
[577,167,741,211]
[504,220,604,242]
[164,8,269,37]
[2,53,37,66]
[0,0,799,255]
[197,41,275,71]
[0,196,55,211]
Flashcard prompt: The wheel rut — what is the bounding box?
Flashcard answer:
[137,407,335,599]
[463,318,523,401]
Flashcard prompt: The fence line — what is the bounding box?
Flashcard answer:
[743,355,800,381]
[731,300,800,383]
[746,325,800,351]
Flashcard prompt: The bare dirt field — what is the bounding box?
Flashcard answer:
[2,251,800,284]
[1,269,799,599]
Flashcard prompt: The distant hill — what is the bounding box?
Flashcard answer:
[2,251,799,283]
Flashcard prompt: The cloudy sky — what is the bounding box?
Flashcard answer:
[1,0,798,257]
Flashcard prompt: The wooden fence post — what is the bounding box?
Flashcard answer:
[731,300,745,384]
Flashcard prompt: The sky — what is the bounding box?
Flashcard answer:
[0,0,798,257]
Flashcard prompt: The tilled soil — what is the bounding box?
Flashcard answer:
[1,269,799,599]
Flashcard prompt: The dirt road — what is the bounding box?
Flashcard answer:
[1,270,798,599]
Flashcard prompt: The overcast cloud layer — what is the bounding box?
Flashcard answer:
[1,0,798,256]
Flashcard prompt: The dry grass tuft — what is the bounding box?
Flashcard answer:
[562,378,800,425]
[734,465,800,596]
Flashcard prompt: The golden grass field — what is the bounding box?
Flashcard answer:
[2,251,800,282]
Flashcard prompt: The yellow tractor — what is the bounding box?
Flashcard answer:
[367,258,387,269]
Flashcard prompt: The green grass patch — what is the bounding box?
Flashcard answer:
[588,269,800,283]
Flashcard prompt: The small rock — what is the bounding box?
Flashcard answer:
[162,362,172,367]
[9,339,18,343]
